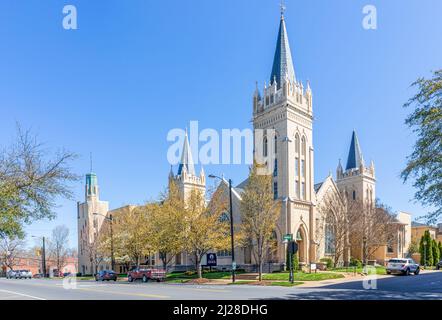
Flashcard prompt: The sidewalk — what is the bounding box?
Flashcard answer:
[297,269,439,288]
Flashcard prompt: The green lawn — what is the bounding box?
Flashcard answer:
[166,271,241,281]
[269,281,303,287]
[227,280,255,285]
[262,271,344,281]
[331,266,386,275]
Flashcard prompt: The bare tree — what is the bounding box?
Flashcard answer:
[347,199,396,263]
[0,125,79,238]
[0,235,25,271]
[48,225,70,275]
[83,232,105,275]
[316,191,348,267]
[240,163,280,281]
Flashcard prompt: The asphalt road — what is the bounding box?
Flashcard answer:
[0,271,441,300]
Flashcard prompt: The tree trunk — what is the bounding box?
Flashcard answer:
[196,254,202,279]
[161,252,167,272]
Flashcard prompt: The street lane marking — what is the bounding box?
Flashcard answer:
[77,287,169,299]
[0,289,46,300]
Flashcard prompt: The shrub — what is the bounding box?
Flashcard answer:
[349,258,362,268]
[184,270,196,276]
[320,258,333,269]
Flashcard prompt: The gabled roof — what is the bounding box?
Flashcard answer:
[411,221,436,228]
[177,132,195,176]
[270,14,296,88]
[314,182,323,193]
[345,130,365,170]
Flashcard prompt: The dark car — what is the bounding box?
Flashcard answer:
[95,270,117,281]
[437,260,442,270]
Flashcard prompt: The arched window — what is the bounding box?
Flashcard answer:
[295,134,300,154]
[273,159,278,177]
[352,190,356,200]
[295,134,300,199]
[274,135,278,154]
[325,213,336,255]
[220,212,230,222]
[301,137,306,157]
[263,136,268,157]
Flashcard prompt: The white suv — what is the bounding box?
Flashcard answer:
[386,258,420,276]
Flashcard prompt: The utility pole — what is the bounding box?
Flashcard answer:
[42,237,46,278]
[228,178,236,283]
[110,214,115,271]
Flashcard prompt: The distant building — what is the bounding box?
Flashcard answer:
[411,221,442,243]
[77,172,109,275]
[1,254,77,277]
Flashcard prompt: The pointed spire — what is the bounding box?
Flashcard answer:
[345,130,365,171]
[169,165,174,178]
[177,131,196,176]
[270,8,296,89]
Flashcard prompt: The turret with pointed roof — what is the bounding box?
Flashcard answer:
[177,131,196,176]
[170,130,205,202]
[345,130,365,171]
[336,131,376,204]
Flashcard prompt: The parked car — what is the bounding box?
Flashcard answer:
[95,270,117,281]
[127,267,166,283]
[33,273,44,279]
[386,258,420,275]
[63,272,73,277]
[53,269,64,277]
[6,270,18,279]
[437,260,442,270]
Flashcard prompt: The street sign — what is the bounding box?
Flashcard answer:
[206,253,217,267]
[232,262,237,270]
[288,241,298,254]
[283,234,293,242]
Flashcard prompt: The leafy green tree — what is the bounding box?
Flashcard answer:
[419,231,433,266]
[439,242,442,261]
[407,238,420,256]
[401,70,442,223]
[432,239,440,266]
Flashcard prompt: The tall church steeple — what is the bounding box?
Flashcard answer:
[270,9,296,88]
[253,7,316,263]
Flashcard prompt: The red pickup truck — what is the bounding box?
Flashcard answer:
[127,267,166,283]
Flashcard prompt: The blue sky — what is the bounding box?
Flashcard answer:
[0,0,441,248]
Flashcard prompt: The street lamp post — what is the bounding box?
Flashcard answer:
[362,236,367,266]
[209,174,236,283]
[32,236,46,278]
[93,213,115,271]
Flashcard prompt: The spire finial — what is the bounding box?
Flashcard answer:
[280,0,286,17]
